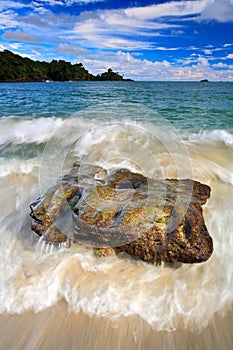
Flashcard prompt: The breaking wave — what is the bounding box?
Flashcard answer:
[0,109,232,331]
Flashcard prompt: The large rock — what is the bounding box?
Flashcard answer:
[30,163,213,264]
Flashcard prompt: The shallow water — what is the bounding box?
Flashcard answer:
[0,94,232,335]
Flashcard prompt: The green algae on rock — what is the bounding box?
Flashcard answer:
[30,164,213,264]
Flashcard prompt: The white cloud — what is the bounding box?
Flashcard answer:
[103,38,151,50]
[171,29,185,36]
[0,10,19,30]
[3,29,39,42]
[82,51,172,80]
[197,56,210,66]
[81,50,232,81]
[99,10,174,30]
[1,1,232,81]
[212,62,229,68]
[0,2,178,53]
[0,1,32,11]
[35,0,63,5]
[200,0,233,22]
[4,1,229,56]
[204,49,212,55]
[65,0,230,52]
[33,0,104,5]
[32,1,49,14]
[71,17,156,50]
[65,0,105,4]
[125,1,207,20]
[69,7,178,51]
[0,43,7,51]
[156,46,180,51]
[8,43,22,49]
[129,0,233,24]
[57,43,89,55]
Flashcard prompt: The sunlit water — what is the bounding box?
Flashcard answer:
[0,82,232,337]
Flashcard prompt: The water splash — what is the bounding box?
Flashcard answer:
[0,112,232,332]
[35,236,72,255]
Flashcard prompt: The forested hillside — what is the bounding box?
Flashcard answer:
[0,50,129,82]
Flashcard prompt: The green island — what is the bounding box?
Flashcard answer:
[0,50,132,82]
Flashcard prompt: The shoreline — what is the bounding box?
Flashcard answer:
[1,302,232,350]
[0,79,134,83]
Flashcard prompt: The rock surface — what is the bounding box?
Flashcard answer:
[30,163,213,264]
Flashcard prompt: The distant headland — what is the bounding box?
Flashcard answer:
[0,50,133,82]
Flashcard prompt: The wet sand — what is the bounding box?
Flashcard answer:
[0,302,232,350]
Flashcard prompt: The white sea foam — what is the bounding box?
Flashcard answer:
[0,116,64,145]
[1,114,232,150]
[0,114,233,331]
[0,158,40,178]
[183,129,233,147]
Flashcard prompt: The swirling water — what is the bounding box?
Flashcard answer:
[0,82,233,336]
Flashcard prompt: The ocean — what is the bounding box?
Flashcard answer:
[0,81,233,343]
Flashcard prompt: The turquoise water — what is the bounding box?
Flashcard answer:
[0,81,232,130]
[0,81,233,332]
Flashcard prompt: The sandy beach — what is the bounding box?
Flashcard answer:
[0,302,232,350]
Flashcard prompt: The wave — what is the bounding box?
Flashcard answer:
[182,129,233,147]
[0,158,40,178]
[1,113,233,148]
[0,171,232,331]
[0,116,64,145]
[0,112,233,331]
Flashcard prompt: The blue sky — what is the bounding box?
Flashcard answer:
[0,0,233,80]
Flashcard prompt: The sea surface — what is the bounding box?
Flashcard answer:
[0,81,233,332]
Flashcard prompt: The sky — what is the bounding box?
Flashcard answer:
[0,0,233,81]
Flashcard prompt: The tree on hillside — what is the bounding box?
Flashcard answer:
[96,68,124,81]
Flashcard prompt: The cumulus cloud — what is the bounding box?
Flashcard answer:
[212,62,229,68]
[82,51,233,81]
[82,51,172,80]
[200,0,233,22]
[2,29,40,42]
[1,0,232,81]
[197,56,210,66]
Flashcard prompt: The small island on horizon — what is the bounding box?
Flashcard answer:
[0,50,133,82]
[200,79,209,83]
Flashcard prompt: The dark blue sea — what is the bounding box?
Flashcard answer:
[0,81,232,335]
